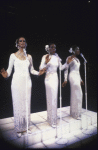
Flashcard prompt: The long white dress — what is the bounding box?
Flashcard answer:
[39,54,67,126]
[6,53,39,132]
[64,56,83,119]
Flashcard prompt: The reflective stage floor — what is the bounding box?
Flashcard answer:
[0,106,97,149]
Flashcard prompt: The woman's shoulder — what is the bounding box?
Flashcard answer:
[42,54,48,58]
[10,53,16,58]
[66,56,71,60]
[7,53,16,61]
[27,54,32,61]
[27,54,31,58]
[27,54,35,62]
[67,56,71,58]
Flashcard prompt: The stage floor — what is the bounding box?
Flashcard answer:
[0,106,97,149]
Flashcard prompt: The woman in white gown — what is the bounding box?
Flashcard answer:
[62,46,84,119]
[39,43,68,127]
[0,37,44,137]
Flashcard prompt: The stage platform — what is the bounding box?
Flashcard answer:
[0,106,97,149]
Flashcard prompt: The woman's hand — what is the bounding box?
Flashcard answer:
[67,57,72,64]
[62,81,67,87]
[81,80,84,85]
[45,54,51,64]
[39,67,46,75]
[0,68,8,78]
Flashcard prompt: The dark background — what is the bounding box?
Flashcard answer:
[0,0,97,119]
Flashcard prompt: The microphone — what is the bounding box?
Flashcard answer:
[80,53,87,63]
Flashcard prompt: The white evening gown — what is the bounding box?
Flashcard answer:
[64,56,83,119]
[39,54,67,126]
[6,53,39,132]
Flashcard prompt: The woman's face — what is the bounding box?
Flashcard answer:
[75,47,80,56]
[18,37,26,49]
[49,44,56,54]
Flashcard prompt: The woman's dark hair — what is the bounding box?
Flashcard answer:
[72,45,79,51]
[15,37,27,48]
[49,43,56,48]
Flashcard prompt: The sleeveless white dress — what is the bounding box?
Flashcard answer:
[39,54,68,126]
[64,56,83,119]
[6,53,39,132]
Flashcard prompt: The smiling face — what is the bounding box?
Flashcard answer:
[49,44,56,54]
[18,37,26,49]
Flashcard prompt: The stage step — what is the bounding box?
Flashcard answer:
[0,106,97,149]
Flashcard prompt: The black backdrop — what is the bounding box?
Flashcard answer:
[0,0,97,119]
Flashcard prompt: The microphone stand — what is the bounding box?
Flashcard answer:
[55,55,68,145]
[81,56,92,135]
[45,48,68,144]
[23,49,29,147]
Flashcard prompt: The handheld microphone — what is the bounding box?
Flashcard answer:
[80,53,87,63]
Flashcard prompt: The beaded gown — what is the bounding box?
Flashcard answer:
[39,54,68,126]
[6,53,39,132]
[63,56,83,119]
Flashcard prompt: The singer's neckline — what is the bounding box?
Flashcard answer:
[49,53,56,55]
[73,57,79,63]
[70,55,79,63]
[14,53,27,61]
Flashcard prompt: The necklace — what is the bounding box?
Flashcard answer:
[17,51,26,60]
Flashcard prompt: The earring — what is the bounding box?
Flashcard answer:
[15,39,18,48]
